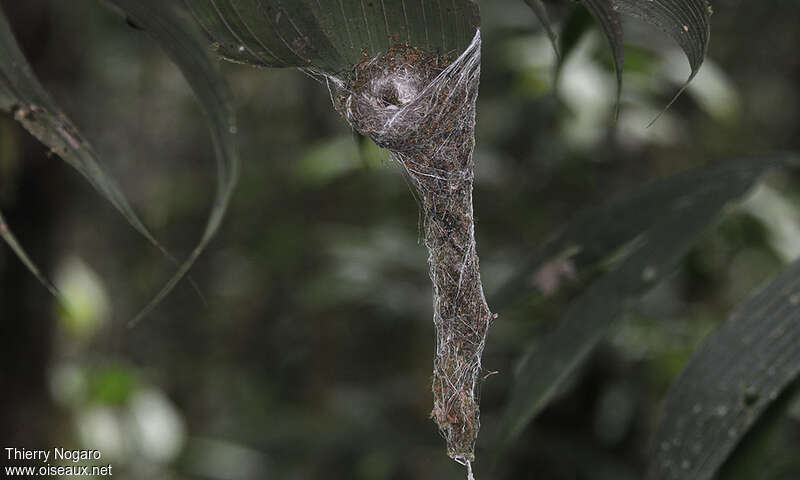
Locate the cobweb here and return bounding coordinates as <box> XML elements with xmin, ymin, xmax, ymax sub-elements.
<box><xmin>309</xmin><ymin>30</ymin><xmax>493</xmax><ymax>473</ymax></box>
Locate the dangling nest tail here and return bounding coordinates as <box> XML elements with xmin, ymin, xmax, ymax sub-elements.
<box><xmin>323</xmin><ymin>31</ymin><xmax>493</xmax><ymax>467</ymax></box>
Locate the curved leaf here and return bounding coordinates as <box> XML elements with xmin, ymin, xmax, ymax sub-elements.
<box><xmin>612</xmin><ymin>0</ymin><xmax>711</xmax><ymax>81</ymax></box>
<box><xmin>526</xmin><ymin>0</ymin><xmax>711</xmax><ymax>115</ymax></box>
<box><xmin>580</xmin><ymin>0</ymin><xmax>624</xmax><ymax>109</ymax></box>
<box><xmin>496</xmin><ymin>155</ymin><xmax>798</xmax><ymax>447</ymax></box>
<box><xmin>108</xmin><ymin>0</ymin><xmax>240</xmax><ymax>325</ymax></box>
<box><xmin>523</xmin><ymin>0</ymin><xmax>560</xmax><ymax>59</ymax></box>
<box><xmin>0</xmin><ymin>6</ymin><xmax>168</xmax><ymax>294</ymax></box>
<box><xmin>491</xmin><ymin>158</ymin><xmax>793</xmax><ymax>311</ymax></box>
<box><xmin>715</xmin><ymin>382</ymin><xmax>800</xmax><ymax>480</ymax></box>
<box><xmin>184</xmin><ymin>0</ymin><xmax>480</xmax><ymax>73</ymax></box>
<box><xmin>584</xmin><ymin>0</ymin><xmax>711</xmax><ymax>117</ymax></box>
<box><xmin>648</xmin><ymin>258</ymin><xmax>800</xmax><ymax>480</ymax></box>
<box><xmin>612</xmin><ymin>0</ymin><xmax>711</xmax><ymax>123</ymax></box>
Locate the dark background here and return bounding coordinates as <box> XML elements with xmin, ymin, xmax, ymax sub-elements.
<box><xmin>1</xmin><ymin>1</ymin><xmax>800</xmax><ymax>478</ymax></box>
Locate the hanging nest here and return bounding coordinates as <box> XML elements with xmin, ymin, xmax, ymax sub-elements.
<box><xmin>326</xmin><ymin>31</ymin><xmax>493</xmax><ymax>466</ymax></box>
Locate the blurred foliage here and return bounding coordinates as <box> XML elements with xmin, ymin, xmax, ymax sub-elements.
<box><xmin>2</xmin><ymin>1</ymin><xmax>800</xmax><ymax>479</ymax></box>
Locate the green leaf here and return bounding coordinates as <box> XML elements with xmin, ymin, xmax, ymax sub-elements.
<box><xmin>496</xmin><ymin>155</ymin><xmax>798</xmax><ymax>447</ymax></box>
<box><xmin>647</xmin><ymin>259</ymin><xmax>800</xmax><ymax>480</ymax></box>
<box><xmin>184</xmin><ymin>0</ymin><xmax>480</xmax><ymax>73</ymax></box>
<box><xmin>0</xmin><ymin>6</ymin><xmax>169</xmax><ymax>292</ymax></box>
<box><xmin>107</xmin><ymin>0</ymin><xmax>240</xmax><ymax>325</ymax></box>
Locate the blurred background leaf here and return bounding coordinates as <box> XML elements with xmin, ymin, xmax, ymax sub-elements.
<box><xmin>497</xmin><ymin>155</ymin><xmax>796</xmax><ymax>446</ymax></box>
<box><xmin>0</xmin><ymin>6</ymin><xmax>167</xmax><ymax>294</ymax></box>
<box><xmin>107</xmin><ymin>0</ymin><xmax>240</xmax><ymax>324</ymax></box>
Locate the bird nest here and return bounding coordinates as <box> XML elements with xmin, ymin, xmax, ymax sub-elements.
<box><xmin>323</xmin><ymin>30</ymin><xmax>493</xmax><ymax>470</ymax></box>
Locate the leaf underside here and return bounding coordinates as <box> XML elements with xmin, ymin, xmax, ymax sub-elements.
<box><xmin>648</xmin><ymin>257</ymin><xmax>800</xmax><ymax>480</ymax></box>
<box><xmin>496</xmin><ymin>155</ymin><xmax>798</xmax><ymax>449</ymax></box>
<box><xmin>184</xmin><ymin>0</ymin><xmax>480</xmax><ymax>73</ymax></box>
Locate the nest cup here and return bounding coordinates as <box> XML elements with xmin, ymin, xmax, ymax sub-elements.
<box><xmin>337</xmin><ymin>32</ymin><xmax>480</xmax><ymax>156</ymax></box>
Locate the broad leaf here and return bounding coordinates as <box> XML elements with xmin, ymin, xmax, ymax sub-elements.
<box><xmin>0</xmin><ymin>6</ymin><xmax>168</xmax><ymax>290</ymax></box>
<box><xmin>496</xmin><ymin>155</ymin><xmax>798</xmax><ymax>446</ymax></box>
<box><xmin>108</xmin><ymin>0</ymin><xmax>239</xmax><ymax>325</ymax></box>
<box><xmin>184</xmin><ymin>0</ymin><xmax>480</xmax><ymax>73</ymax></box>
<box><xmin>648</xmin><ymin>258</ymin><xmax>800</xmax><ymax>480</ymax></box>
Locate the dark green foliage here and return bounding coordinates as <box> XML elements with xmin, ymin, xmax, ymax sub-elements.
<box><xmin>497</xmin><ymin>155</ymin><xmax>798</xmax><ymax>447</ymax></box>
<box><xmin>648</xmin><ymin>257</ymin><xmax>800</xmax><ymax>479</ymax></box>
<box><xmin>492</xmin><ymin>157</ymin><xmax>795</xmax><ymax>310</ymax></box>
